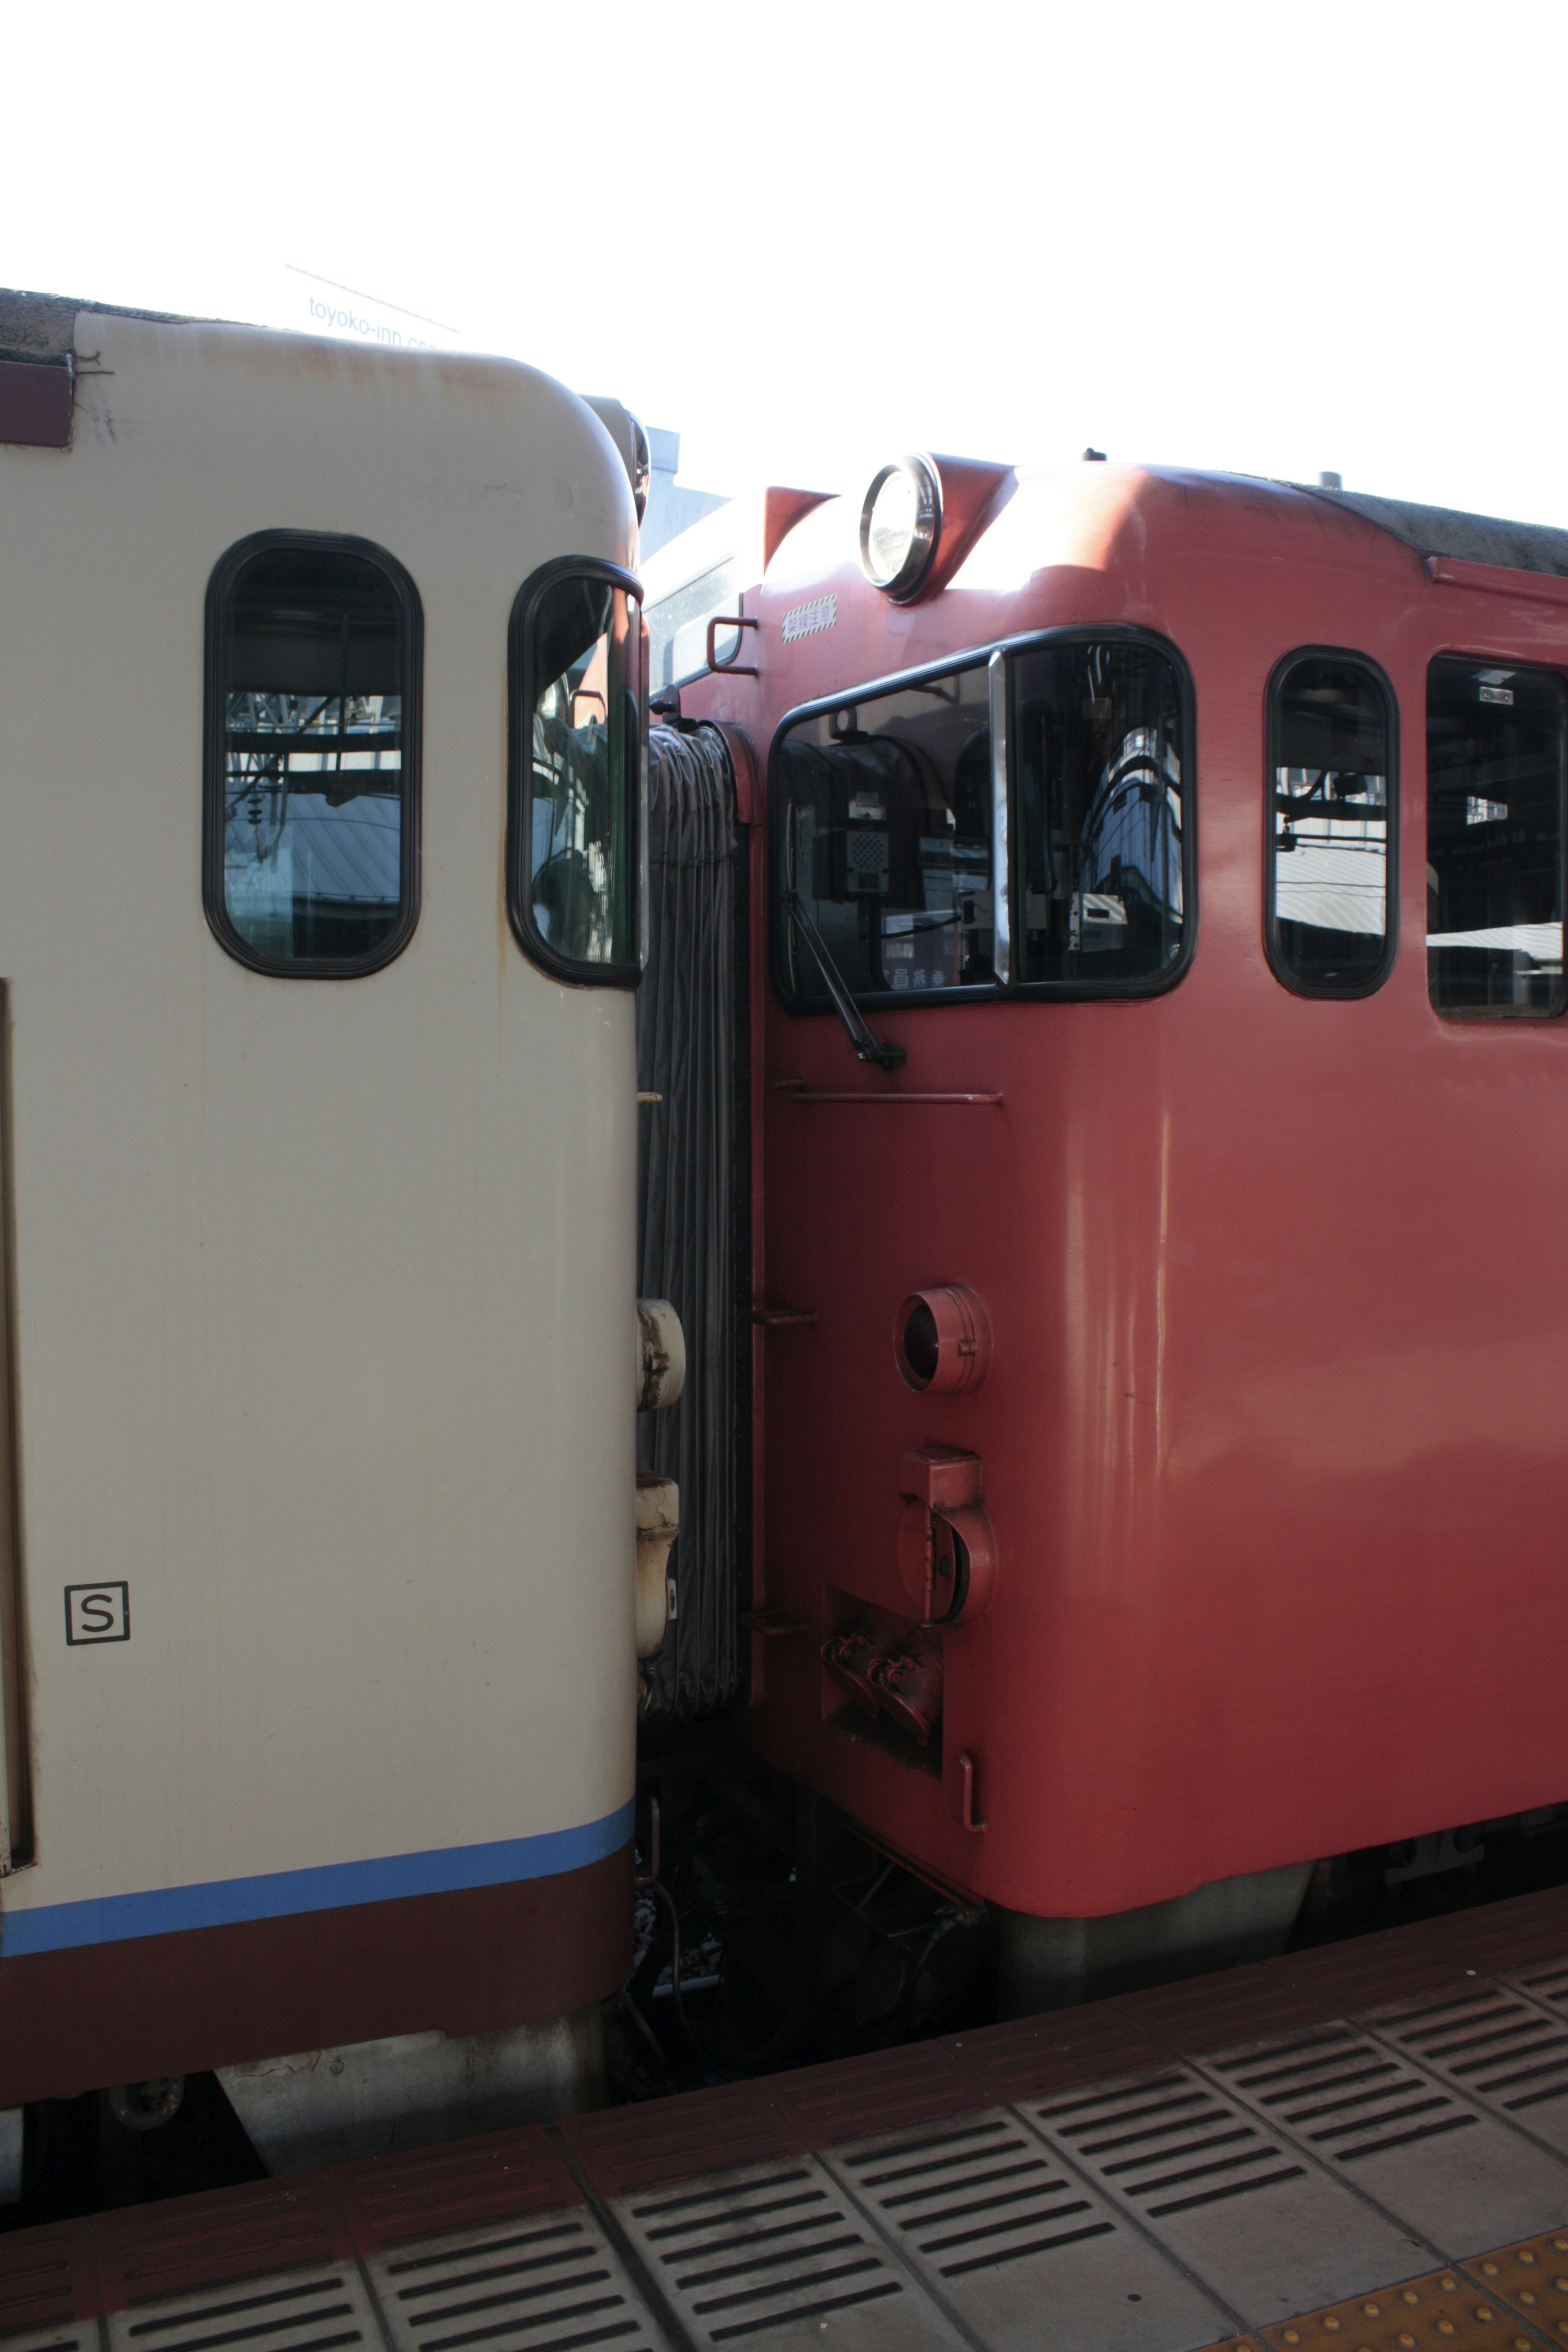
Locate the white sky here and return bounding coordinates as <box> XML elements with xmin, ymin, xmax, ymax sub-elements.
<box><xmin>6</xmin><ymin>0</ymin><xmax>1564</xmax><ymax>521</ymax></box>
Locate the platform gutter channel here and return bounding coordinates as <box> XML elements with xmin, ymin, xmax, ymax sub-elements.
<box><xmin>10</xmin><ymin>1889</ymin><xmax>1568</xmax><ymax>2352</ymax></box>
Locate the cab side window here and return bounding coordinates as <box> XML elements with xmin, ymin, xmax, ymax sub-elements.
<box><xmin>205</xmin><ymin>534</ymin><xmax>421</xmax><ymax>976</ymax></box>
<box><xmin>1427</xmin><ymin>657</ymin><xmax>1566</xmax><ymax>1017</ymax></box>
<box><xmin>510</xmin><ymin>563</ymin><xmax>644</xmax><ymax>987</ymax></box>
<box><xmin>1266</xmin><ymin>653</ymin><xmax>1395</xmax><ymax>997</ymax></box>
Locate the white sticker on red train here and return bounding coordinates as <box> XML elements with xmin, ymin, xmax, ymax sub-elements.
<box><xmin>781</xmin><ymin>595</ymin><xmax>837</xmax><ymax>643</ymax></box>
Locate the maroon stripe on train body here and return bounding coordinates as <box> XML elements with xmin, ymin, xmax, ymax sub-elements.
<box><xmin>0</xmin><ymin>1847</ymin><xmax>632</xmax><ymax>2107</ymax></box>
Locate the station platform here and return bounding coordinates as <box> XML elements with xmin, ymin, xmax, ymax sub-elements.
<box><xmin>11</xmin><ymin>1888</ymin><xmax>1568</xmax><ymax>2352</ymax></box>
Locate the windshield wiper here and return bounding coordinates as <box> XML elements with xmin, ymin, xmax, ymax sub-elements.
<box><xmin>785</xmin><ymin>891</ymin><xmax>906</xmax><ymax>1071</ymax></box>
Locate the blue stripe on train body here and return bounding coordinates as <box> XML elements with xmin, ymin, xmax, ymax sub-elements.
<box><xmin>0</xmin><ymin>1799</ymin><xmax>636</xmax><ymax>1956</ymax></box>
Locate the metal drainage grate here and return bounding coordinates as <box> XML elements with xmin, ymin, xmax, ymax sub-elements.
<box><xmin>1212</xmin><ymin>2022</ymin><xmax>1568</xmax><ymax>2255</ymax></box>
<box><xmin>107</xmin><ymin>2265</ymin><xmax>379</xmax><ymax>2352</ymax></box>
<box><xmin>1376</xmin><ymin>1982</ymin><xmax>1568</xmax><ymax>2149</ymax></box>
<box><xmin>611</xmin><ymin>2158</ymin><xmax>960</xmax><ymax>2352</ymax></box>
<box><xmin>828</xmin><ymin>2107</ymin><xmax>1231</xmax><ymax>2352</ymax></box>
<box><xmin>369</xmin><ymin>2214</ymin><xmax>669</xmax><ymax>2352</ymax></box>
<box><xmin>1028</xmin><ymin>2067</ymin><xmax>1425</xmax><ymax>2326</ymax></box>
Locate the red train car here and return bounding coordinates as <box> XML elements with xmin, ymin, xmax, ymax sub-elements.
<box><xmin>677</xmin><ymin>456</ymin><xmax>1568</xmax><ymax>2007</ymax></box>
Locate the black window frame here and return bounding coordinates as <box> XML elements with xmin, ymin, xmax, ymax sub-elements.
<box><xmin>508</xmin><ymin>554</ymin><xmax>646</xmax><ymax>991</ymax></box>
<box><xmin>1425</xmin><ymin>648</ymin><xmax>1568</xmax><ymax>1022</ymax></box>
<box><xmin>203</xmin><ymin>529</ymin><xmax>423</xmax><ymax>981</ymax></box>
<box><xmin>768</xmin><ymin>624</ymin><xmax>1197</xmax><ymax>1016</ymax></box>
<box><xmin>1263</xmin><ymin>645</ymin><xmax>1400</xmax><ymax>1001</ymax></box>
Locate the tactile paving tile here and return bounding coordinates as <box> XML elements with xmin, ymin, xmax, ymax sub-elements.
<box><xmin>1459</xmin><ymin>2227</ymin><xmax>1568</xmax><ymax>2341</ymax></box>
<box><xmin>333</xmin><ymin>2126</ymin><xmax>581</xmax><ymax>2254</ymax></box>
<box><xmin>366</xmin><ymin>2208</ymin><xmax>672</xmax><ymax>2352</ymax></box>
<box><xmin>104</xmin><ymin>2259</ymin><xmax>379</xmax><ymax>2352</ymax></box>
<box><xmin>762</xmin><ymin>2043</ymin><xmax>980</xmax><ymax>2148</ymax></box>
<box><xmin>949</xmin><ymin>2006</ymin><xmax>1169</xmax><ymax>2106</ymax></box>
<box><xmin>1208</xmin><ymin>2024</ymin><xmax>1568</xmax><ymax>2253</ymax></box>
<box><xmin>1256</xmin><ymin>2268</ymin><xmax>1537</xmax><ymax>2348</ymax></box>
<box><xmin>1369</xmin><ymin>1984</ymin><xmax>1568</xmax><ymax>2154</ymax></box>
<box><xmin>1023</xmin><ymin>2064</ymin><xmax>1428</xmax><ymax>2324</ymax></box>
<box><xmin>610</xmin><ymin>2154</ymin><xmax>965</xmax><ymax>2352</ymax></box>
<box><xmin>95</xmin><ymin>2176</ymin><xmax>352</xmax><ymax>2307</ymax></box>
<box><xmin>0</xmin><ymin>2219</ymin><xmax>99</xmax><ymax>2350</ymax></box>
<box><xmin>563</xmin><ymin>2085</ymin><xmax>802</xmax><ymax>2200</ymax></box>
<box><xmin>826</xmin><ymin>2106</ymin><xmax>1232</xmax><ymax>2352</ymax></box>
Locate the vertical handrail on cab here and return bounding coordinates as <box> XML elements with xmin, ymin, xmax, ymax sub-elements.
<box><xmin>0</xmin><ymin>986</ymin><xmax>29</xmax><ymax>1869</ymax></box>
<box><xmin>988</xmin><ymin>648</ymin><xmax>1012</xmax><ymax>989</ymax></box>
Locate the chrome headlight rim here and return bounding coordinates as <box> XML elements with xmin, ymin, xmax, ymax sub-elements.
<box><xmin>859</xmin><ymin>453</ymin><xmax>942</xmax><ymax>601</ymax></box>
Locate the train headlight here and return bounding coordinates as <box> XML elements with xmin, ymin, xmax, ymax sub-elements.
<box><xmin>859</xmin><ymin>455</ymin><xmax>942</xmax><ymax>600</ymax></box>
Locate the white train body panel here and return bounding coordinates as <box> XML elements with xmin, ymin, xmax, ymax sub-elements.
<box><xmin>0</xmin><ymin>312</ymin><xmax>639</xmax><ymax>2097</ymax></box>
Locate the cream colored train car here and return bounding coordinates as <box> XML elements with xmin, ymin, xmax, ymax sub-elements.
<box><xmin>0</xmin><ymin>291</ymin><xmax>662</xmax><ymax>2169</ymax></box>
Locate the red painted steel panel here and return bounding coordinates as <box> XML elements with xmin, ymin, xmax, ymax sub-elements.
<box><xmin>683</xmin><ymin>462</ymin><xmax>1568</xmax><ymax>1924</ymax></box>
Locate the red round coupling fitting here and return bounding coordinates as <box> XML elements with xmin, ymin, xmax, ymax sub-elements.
<box><xmin>894</xmin><ymin>1284</ymin><xmax>993</xmax><ymax>1394</ymax></box>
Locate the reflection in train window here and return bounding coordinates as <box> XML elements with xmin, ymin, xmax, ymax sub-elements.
<box><xmin>1267</xmin><ymin>654</ymin><xmax>1395</xmax><ymax>996</ymax></box>
<box><xmin>1428</xmin><ymin>657</ymin><xmax>1566</xmax><ymax>1018</ymax></box>
<box><xmin>775</xmin><ymin>663</ymin><xmax>995</xmax><ymax>1009</ymax></box>
<box><xmin>1012</xmin><ymin>639</ymin><xmax>1187</xmax><ymax>990</ymax></box>
<box><xmin>207</xmin><ymin>536</ymin><xmax>421</xmax><ymax>975</ymax></box>
<box><xmin>512</xmin><ymin>566</ymin><xmax>643</xmax><ymax>986</ymax></box>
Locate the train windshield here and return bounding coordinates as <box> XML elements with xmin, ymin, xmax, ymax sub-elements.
<box><xmin>777</xmin><ymin>664</ymin><xmax>995</xmax><ymax>1007</ymax></box>
<box><xmin>514</xmin><ymin>571</ymin><xmax>642</xmax><ymax>982</ymax></box>
<box><xmin>1012</xmin><ymin>641</ymin><xmax>1185</xmax><ymax>989</ymax></box>
<box><xmin>1427</xmin><ymin>657</ymin><xmax>1566</xmax><ymax>1017</ymax></box>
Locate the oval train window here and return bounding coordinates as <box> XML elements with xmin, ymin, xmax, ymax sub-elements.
<box><xmin>509</xmin><ymin>560</ymin><xmax>644</xmax><ymax>987</ymax></box>
<box><xmin>1265</xmin><ymin>650</ymin><xmax>1396</xmax><ymax>998</ymax></box>
<box><xmin>204</xmin><ymin>532</ymin><xmax>422</xmax><ymax>977</ymax></box>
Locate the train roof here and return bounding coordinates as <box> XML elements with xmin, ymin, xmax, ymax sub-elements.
<box><xmin>0</xmin><ymin>285</ymin><xmax>193</xmax><ymax>361</ymax></box>
<box><xmin>10</xmin><ymin>287</ymin><xmax>1568</xmax><ymax>586</ymax></box>
<box><xmin>1292</xmin><ymin>480</ymin><xmax>1568</xmax><ymax>579</ymax></box>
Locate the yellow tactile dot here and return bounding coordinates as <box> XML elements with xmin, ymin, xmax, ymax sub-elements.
<box><xmin>1462</xmin><ymin>2228</ymin><xmax>1568</xmax><ymax>2342</ymax></box>
<box><xmin>1258</xmin><ymin>2266</ymin><xmax>1534</xmax><ymax>2346</ymax></box>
